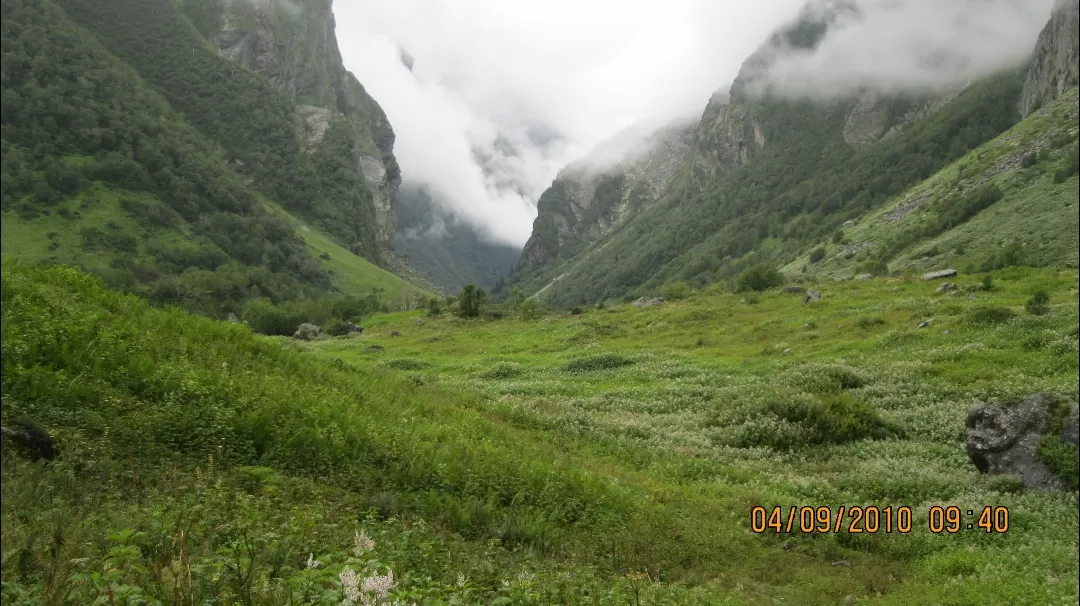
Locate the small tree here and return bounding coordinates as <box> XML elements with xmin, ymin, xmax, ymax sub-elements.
<box><xmin>981</xmin><ymin>274</ymin><xmax>993</xmax><ymax>292</ymax></box>
<box><xmin>736</xmin><ymin>264</ymin><xmax>785</xmax><ymax>292</ymax></box>
<box><xmin>455</xmin><ymin>284</ymin><xmax>488</xmax><ymax>318</ymax></box>
<box><xmin>520</xmin><ymin>297</ymin><xmax>542</xmax><ymax>321</ymax></box>
<box><xmin>660</xmin><ymin>281</ymin><xmax>691</xmax><ymax>300</ymax></box>
<box><xmin>1026</xmin><ymin>290</ymin><xmax>1050</xmax><ymax>316</ymax></box>
<box><xmin>426</xmin><ymin>297</ymin><xmax>443</xmax><ymax>317</ymax></box>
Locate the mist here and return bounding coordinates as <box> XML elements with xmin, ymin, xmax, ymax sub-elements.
<box><xmin>755</xmin><ymin>0</ymin><xmax>1056</xmax><ymax>98</ymax></box>
<box><xmin>332</xmin><ymin>0</ymin><xmax>806</xmax><ymax>247</ymax></box>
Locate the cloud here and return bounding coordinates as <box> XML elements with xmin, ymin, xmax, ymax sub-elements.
<box><xmin>753</xmin><ymin>0</ymin><xmax>1057</xmax><ymax>98</ymax></box>
<box><xmin>332</xmin><ymin>0</ymin><xmax>807</xmax><ymax>247</ymax></box>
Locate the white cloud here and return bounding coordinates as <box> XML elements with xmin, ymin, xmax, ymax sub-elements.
<box><xmin>754</xmin><ymin>0</ymin><xmax>1056</xmax><ymax>98</ymax></box>
<box><xmin>332</xmin><ymin>0</ymin><xmax>806</xmax><ymax>247</ymax></box>
<box><xmin>332</xmin><ymin>0</ymin><xmax>1056</xmax><ymax>248</ymax></box>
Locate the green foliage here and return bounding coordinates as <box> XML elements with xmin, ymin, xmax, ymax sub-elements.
<box><xmin>854</xmin><ymin>260</ymin><xmax>889</xmax><ymax>277</ymax></box>
<box><xmin>736</xmin><ymin>264</ymin><xmax>785</xmax><ymax>292</ymax></box>
<box><xmin>659</xmin><ymin>281</ymin><xmax>692</xmax><ymax>300</ymax></box>
<box><xmin>1037</xmin><ymin>400</ymin><xmax>1079</xmax><ymax>491</ymax></box>
<box><xmin>54</xmin><ymin>0</ymin><xmax>386</xmax><ymax>263</ymax></box>
<box><xmin>936</xmin><ymin>184</ymin><xmax>1004</xmax><ymax>232</ymax></box>
<box><xmin>563</xmin><ymin>353</ymin><xmax>636</xmax><ymax>373</ymax></box>
<box><xmin>242</xmin><ymin>293</ymin><xmax>380</xmax><ymax>335</ymax></box>
<box><xmin>455</xmin><ymin>284</ymin><xmax>488</xmax><ymax>318</ymax></box>
<box><xmin>1026</xmin><ymin>290</ymin><xmax>1051</xmax><ymax>316</ymax></box>
<box><xmin>981</xmin><ymin>274</ymin><xmax>994</xmax><ymax>291</ymax></box>
<box><xmin>519</xmin><ymin>297</ymin><xmax>543</xmax><ymax>321</ymax></box>
<box><xmin>970</xmin><ymin>306</ymin><xmax>1017</xmax><ymax>325</ymax></box>
<box><xmin>809</xmin><ymin>247</ymin><xmax>826</xmax><ymax>263</ymax></box>
<box><xmin>1054</xmin><ymin>144</ymin><xmax>1079</xmax><ymax>183</ymax></box>
<box><xmin>426</xmin><ymin>297</ymin><xmax>443</xmax><ymax>317</ymax></box>
<box><xmin>856</xmin><ymin>317</ymin><xmax>886</xmax><ymax>330</ymax></box>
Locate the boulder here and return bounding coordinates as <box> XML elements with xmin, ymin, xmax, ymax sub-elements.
<box><xmin>293</xmin><ymin>323</ymin><xmax>321</xmax><ymax>340</ymax></box>
<box><xmin>936</xmin><ymin>282</ymin><xmax>958</xmax><ymax>294</ymax></box>
<box><xmin>803</xmin><ymin>290</ymin><xmax>822</xmax><ymax>304</ymax></box>
<box><xmin>855</xmin><ymin>273</ymin><xmax>873</xmax><ymax>280</ymax></box>
<box><xmin>632</xmin><ymin>297</ymin><xmax>665</xmax><ymax>308</ymax></box>
<box><xmin>918</xmin><ymin>320</ymin><xmax>932</xmax><ymax>329</ymax></box>
<box><xmin>965</xmin><ymin>393</ymin><xmax>1078</xmax><ymax>491</ymax></box>
<box><xmin>390</xmin><ymin>330</ymin><xmax>403</xmax><ymax>337</ymax></box>
<box><xmin>921</xmin><ymin>269</ymin><xmax>957</xmax><ymax>281</ymax></box>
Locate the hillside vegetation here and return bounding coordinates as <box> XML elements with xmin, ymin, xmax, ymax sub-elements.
<box><xmin>511</xmin><ymin>72</ymin><xmax>1044</xmax><ymax>307</ymax></box>
<box><xmin>0</xmin><ymin>0</ymin><xmax>425</xmax><ymax>318</ymax></box>
<box><xmin>3</xmin><ymin>260</ymin><xmax>1077</xmax><ymax>604</ymax></box>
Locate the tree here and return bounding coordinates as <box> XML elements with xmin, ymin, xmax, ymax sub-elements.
<box><xmin>1026</xmin><ymin>290</ymin><xmax>1050</xmax><ymax>316</ymax></box>
<box><xmin>455</xmin><ymin>284</ymin><xmax>487</xmax><ymax>318</ymax></box>
<box><xmin>736</xmin><ymin>264</ymin><xmax>785</xmax><ymax>292</ymax></box>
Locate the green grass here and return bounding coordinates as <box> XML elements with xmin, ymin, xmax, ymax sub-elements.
<box><xmin>2</xmin><ymin>264</ymin><xmax>1078</xmax><ymax>603</ymax></box>
<box><xmin>261</xmin><ymin>198</ymin><xmax>429</xmax><ymax>303</ymax></box>
<box><xmin>788</xmin><ymin>88</ymin><xmax>1080</xmax><ymax>279</ymax></box>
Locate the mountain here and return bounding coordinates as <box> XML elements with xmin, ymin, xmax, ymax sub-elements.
<box><xmin>511</xmin><ymin>0</ymin><xmax>1079</xmax><ymax>307</ymax></box>
<box><xmin>1020</xmin><ymin>0</ymin><xmax>1080</xmax><ymax>117</ymax></box>
<box><xmin>395</xmin><ymin>184</ymin><xmax>521</xmax><ymax>292</ymax></box>
<box><xmin>1</xmin><ymin>0</ymin><xmax>427</xmax><ymax>317</ymax></box>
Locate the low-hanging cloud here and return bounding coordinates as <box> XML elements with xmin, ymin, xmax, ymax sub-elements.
<box><xmin>754</xmin><ymin>0</ymin><xmax>1057</xmax><ymax>98</ymax></box>
<box><xmin>332</xmin><ymin>0</ymin><xmax>806</xmax><ymax>247</ymax></box>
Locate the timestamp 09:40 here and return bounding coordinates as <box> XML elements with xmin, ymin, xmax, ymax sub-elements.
<box><xmin>750</xmin><ymin>505</ymin><xmax>1010</xmax><ymax>535</ymax></box>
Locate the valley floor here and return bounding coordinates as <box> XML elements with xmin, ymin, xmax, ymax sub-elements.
<box><xmin>2</xmin><ymin>264</ymin><xmax>1078</xmax><ymax>604</ymax></box>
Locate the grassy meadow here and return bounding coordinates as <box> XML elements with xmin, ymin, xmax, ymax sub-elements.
<box><xmin>2</xmin><ymin>261</ymin><xmax>1078</xmax><ymax>604</ymax></box>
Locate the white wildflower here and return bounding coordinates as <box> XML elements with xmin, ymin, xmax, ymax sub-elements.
<box><xmin>354</xmin><ymin>529</ymin><xmax>375</xmax><ymax>557</ymax></box>
<box><xmin>307</xmin><ymin>553</ymin><xmax>322</xmax><ymax>569</ymax></box>
<box><xmin>362</xmin><ymin>569</ymin><xmax>396</xmax><ymax>599</ymax></box>
<box><xmin>456</xmin><ymin>573</ymin><xmax>468</xmax><ymax>588</ymax></box>
<box><xmin>340</xmin><ymin>567</ymin><xmax>361</xmax><ymax>604</ymax></box>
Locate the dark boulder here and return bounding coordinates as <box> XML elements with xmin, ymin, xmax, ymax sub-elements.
<box><xmin>1</xmin><ymin>418</ymin><xmax>56</xmax><ymax>461</ymax></box>
<box><xmin>966</xmin><ymin>393</ymin><xmax>1078</xmax><ymax>491</ymax></box>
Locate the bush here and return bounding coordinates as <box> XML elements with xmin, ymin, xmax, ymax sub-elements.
<box><xmin>322</xmin><ymin>317</ymin><xmax>352</xmax><ymax>337</ymax></box>
<box><xmin>1026</xmin><ymin>290</ymin><xmax>1050</xmax><ymax>316</ymax></box>
<box><xmin>659</xmin><ymin>282</ymin><xmax>692</xmax><ymax>300</ymax></box>
<box><xmin>981</xmin><ymin>274</ymin><xmax>993</xmax><ymax>291</ymax></box>
<box><xmin>736</xmin><ymin>264</ymin><xmax>785</xmax><ymax>292</ymax></box>
<box><xmin>854</xmin><ymin>260</ymin><xmax>889</xmax><ymax>277</ymax></box>
<box><xmin>832</xmin><ymin>230</ymin><xmax>844</xmax><ymax>244</ymax></box>
<box><xmin>809</xmin><ymin>247</ymin><xmax>826</xmax><ymax>263</ymax></box>
<box><xmin>563</xmin><ymin>353</ymin><xmax>635</xmax><ymax>373</ymax></box>
<box><xmin>856</xmin><ymin>317</ymin><xmax>886</xmax><ymax>330</ymax></box>
<box><xmin>970</xmin><ymin>306</ymin><xmax>1016</xmax><ymax>325</ymax></box>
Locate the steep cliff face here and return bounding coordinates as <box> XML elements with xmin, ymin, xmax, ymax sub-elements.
<box><xmin>188</xmin><ymin>0</ymin><xmax>401</xmax><ymax>251</ymax></box>
<box><xmin>517</xmin><ymin>120</ymin><xmax>694</xmax><ymax>272</ymax></box>
<box><xmin>1020</xmin><ymin>0</ymin><xmax>1080</xmax><ymax>117</ymax></box>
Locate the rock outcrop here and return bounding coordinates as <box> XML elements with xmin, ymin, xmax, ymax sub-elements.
<box><xmin>965</xmin><ymin>393</ymin><xmax>1079</xmax><ymax>491</ymax></box>
<box><xmin>517</xmin><ymin>120</ymin><xmax>695</xmax><ymax>271</ymax></box>
<box><xmin>293</xmin><ymin>323</ymin><xmax>321</xmax><ymax>340</ymax></box>
<box><xmin>205</xmin><ymin>0</ymin><xmax>401</xmax><ymax>251</ymax></box>
<box><xmin>1020</xmin><ymin>0</ymin><xmax>1080</xmax><ymax>117</ymax></box>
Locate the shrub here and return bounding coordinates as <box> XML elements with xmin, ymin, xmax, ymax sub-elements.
<box><xmin>1026</xmin><ymin>290</ymin><xmax>1051</xmax><ymax>316</ymax></box>
<box><xmin>480</xmin><ymin>362</ymin><xmax>524</xmax><ymax>380</ymax></box>
<box><xmin>659</xmin><ymin>281</ymin><xmax>692</xmax><ymax>300</ymax></box>
<box><xmin>322</xmin><ymin>317</ymin><xmax>352</xmax><ymax>337</ymax></box>
<box><xmin>809</xmin><ymin>247</ymin><xmax>826</xmax><ymax>263</ymax></box>
<box><xmin>832</xmin><ymin>230</ymin><xmax>844</xmax><ymax>244</ymax></box>
<box><xmin>1020</xmin><ymin>152</ymin><xmax>1037</xmax><ymax>168</ymax></box>
<box><xmin>856</xmin><ymin>317</ymin><xmax>886</xmax><ymax>330</ymax></box>
<box><xmin>427</xmin><ymin>297</ymin><xmax>443</xmax><ymax>317</ymax></box>
<box><xmin>563</xmin><ymin>353</ymin><xmax>635</xmax><ymax>373</ymax></box>
<box><xmin>854</xmin><ymin>260</ymin><xmax>889</xmax><ymax>277</ymax></box>
<box><xmin>970</xmin><ymin>306</ymin><xmax>1016</xmax><ymax>325</ymax></box>
<box><xmin>981</xmin><ymin>274</ymin><xmax>993</xmax><ymax>291</ymax></box>
<box><xmin>736</xmin><ymin>264</ymin><xmax>784</xmax><ymax>292</ymax></box>
<box><xmin>381</xmin><ymin>359</ymin><xmax>430</xmax><ymax>371</ymax></box>
<box><xmin>784</xmin><ymin>364</ymin><xmax>870</xmax><ymax>394</ymax></box>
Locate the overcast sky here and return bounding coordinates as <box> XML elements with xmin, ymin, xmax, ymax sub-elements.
<box><xmin>332</xmin><ymin>0</ymin><xmax>1056</xmax><ymax>248</ymax></box>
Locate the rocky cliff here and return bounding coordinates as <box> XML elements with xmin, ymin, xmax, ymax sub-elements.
<box><xmin>188</xmin><ymin>0</ymin><xmax>401</xmax><ymax>251</ymax></box>
<box><xmin>1020</xmin><ymin>0</ymin><xmax>1080</xmax><ymax>117</ymax></box>
<box><xmin>517</xmin><ymin>120</ymin><xmax>695</xmax><ymax>272</ymax></box>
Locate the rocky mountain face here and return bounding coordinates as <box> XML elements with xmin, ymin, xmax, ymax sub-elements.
<box><xmin>517</xmin><ymin>121</ymin><xmax>695</xmax><ymax>272</ymax></box>
<box><xmin>191</xmin><ymin>0</ymin><xmax>402</xmax><ymax>251</ymax></box>
<box><xmin>1020</xmin><ymin>0</ymin><xmax>1080</xmax><ymax>117</ymax></box>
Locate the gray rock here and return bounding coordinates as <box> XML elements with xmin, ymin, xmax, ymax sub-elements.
<box><xmin>632</xmin><ymin>297</ymin><xmax>665</xmax><ymax>308</ymax></box>
<box><xmin>1019</xmin><ymin>0</ymin><xmax>1080</xmax><ymax>117</ymax></box>
<box><xmin>344</xmin><ymin>322</ymin><xmax>363</xmax><ymax>334</ymax></box>
<box><xmin>803</xmin><ymin>290</ymin><xmax>822</xmax><ymax>304</ymax></box>
<box><xmin>855</xmin><ymin>273</ymin><xmax>873</xmax><ymax>281</ymax></box>
<box><xmin>936</xmin><ymin>282</ymin><xmax>958</xmax><ymax>293</ymax></box>
<box><xmin>965</xmin><ymin>295</ymin><xmax>978</xmax><ymax>301</ymax></box>
<box><xmin>944</xmin><ymin>330</ymin><xmax>952</xmax><ymax>335</ymax></box>
<box><xmin>1062</xmin><ymin>402</ymin><xmax>1080</xmax><ymax>447</ymax></box>
<box><xmin>918</xmin><ymin>320</ymin><xmax>932</xmax><ymax>329</ymax></box>
<box><xmin>965</xmin><ymin>393</ymin><xmax>1076</xmax><ymax>490</ymax></box>
<box><xmin>390</xmin><ymin>330</ymin><xmax>403</xmax><ymax>337</ymax></box>
<box><xmin>292</xmin><ymin>323</ymin><xmax>321</xmax><ymax>340</ymax></box>
<box><xmin>922</xmin><ymin>269</ymin><xmax>958</xmax><ymax>281</ymax></box>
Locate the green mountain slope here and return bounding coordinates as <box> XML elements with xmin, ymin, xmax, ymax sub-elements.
<box><xmin>786</xmin><ymin>87</ymin><xmax>1080</xmax><ymax>278</ymax></box>
<box><xmin>511</xmin><ymin>1</ymin><xmax>1079</xmax><ymax>308</ymax></box>
<box><xmin>0</xmin><ymin>0</ymin><xmax>426</xmax><ymax>317</ymax></box>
